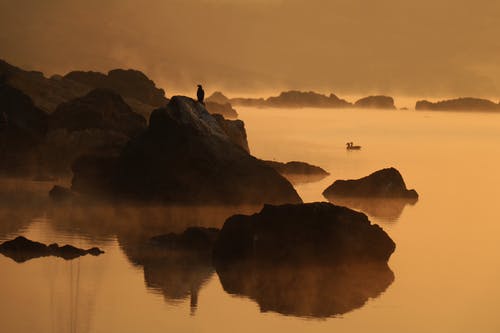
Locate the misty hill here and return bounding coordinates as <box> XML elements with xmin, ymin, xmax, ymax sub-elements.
<box><xmin>205</xmin><ymin>101</ymin><xmax>238</xmax><ymax>119</ymax></box>
<box><xmin>354</xmin><ymin>96</ymin><xmax>396</xmax><ymax>109</ymax></box>
<box><xmin>415</xmin><ymin>97</ymin><xmax>500</xmax><ymax>111</ymax></box>
<box><xmin>206</xmin><ymin>91</ymin><xmax>230</xmax><ymax>104</ymax></box>
<box><xmin>0</xmin><ymin>59</ymin><xmax>167</xmax><ymax>118</ymax></box>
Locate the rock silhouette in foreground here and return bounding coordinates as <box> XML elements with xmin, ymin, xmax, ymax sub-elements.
<box><xmin>323</xmin><ymin>168</ymin><xmax>418</xmax><ymax>199</ymax></box>
<box><xmin>264</xmin><ymin>160</ymin><xmax>330</xmax><ymax>184</ymax></box>
<box><xmin>71</xmin><ymin>96</ymin><xmax>302</xmax><ymax>205</ymax></box>
<box><xmin>415</xmin><ymin>98</ymin><xmax>500</xmax><ymax>111</ymax></box>
<box><xmin>212</xmin><ymin>202</ymin><xmax>395</xmax><ymax>317</ymax></box>
<box><xmin>355</xmin><ymin>95</ymin><xmax>396</xmax><ymax>109</ymax></box>
<box><xmin>213</xmin><ymin>202</ymin><xmax>395</xmax><ymax>265</ymax></box>
<box><xmin>0</xmin><ymin>236</ymin><xmax>104</xmax><ymax>263</ymax></box>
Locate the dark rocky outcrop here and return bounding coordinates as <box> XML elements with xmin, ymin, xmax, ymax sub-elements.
<box><xmin>264</xmin><ymin>160</ymin><xmax>329</xmax><ymax>184</ymax></box>
<box><xmin>217</xmin><ymin>260</ymin><xmax>394</xmax><ymax>318</ymax></box>
<box><xmin>327</xmin><ymin>197</ymin><xmax>417</xmax><ymax>222</ymax></box>
<box><xmin>355</xmin><ymin>95</ymin><xmax>396</xmax><ymax>109</ymax></box>
<box><xmin>64</xmin><ymin>69</ymin><xmax>167</xmax><ymax>107</ymax></box>
<box><xmin>213</xmin><ymin>202</ymin><xmax>395</xmax><ymax>265</ymax></box>
<box><xmin>49</xmin><ymin>185</ymin><xmax>76</xmax><ymax>202</ymax></box>
<box><xmin>323</xmin><ymin>168</ymin><xmax>418</xmax><ymax>199</ymax></box>
<box><xmin>71</xmin><ymin>96</ymin><xmax>302</xmax><ymax>205</ymax></box>
<box><xmin>49</xmin><ymin>89</ymin><xmax>146</xmax><ymax>137</ymax></box>
<box><xmin>206</xmin><ymin>91</ymin><xmax>230</xmax><ymax>104</ymax></box>
<box><xmin>212</xmin><ymin>114</ymin><xmax>249</xmax><ymax>152</ymax></box>
<box><xmin>0</xmin><ymin>83</ymin><xmax>48</xmax><ymax>174</ymax></box>
<box><xmin>205</xmin><ymin>101</ymin><xmax>238</xmax><ymax>119</ymax></box>
<box><xmin>212</xmin><ymin>202</ymin><xmax>395</xmax><ymax>317</ymax></box>
<box><xmin>0</xmin><ymin>236</ymin><xmax>104</xmax><ymax>262</ymax></box>
<box><xmin>416</xmin><ymin>98</ymin><xmax>500</xmax><ymax>111</ymax></box>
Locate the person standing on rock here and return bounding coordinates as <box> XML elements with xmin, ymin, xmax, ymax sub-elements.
<box><xmin>197</xmin><ymin>84</ymin><xmax>205</xmax><ymax>104</ymax></box>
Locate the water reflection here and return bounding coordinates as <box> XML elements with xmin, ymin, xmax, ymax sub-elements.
<box><xmin>325</xmin><ymin>196</ymin><xmax>418</xmax><ymax>222</ymax></box>
<box><xmin>216</xmin><ymin>260</ymin><xmax>394</xmax><ymax>318</ymax></box>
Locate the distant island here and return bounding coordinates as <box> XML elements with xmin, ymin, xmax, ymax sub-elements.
<box><xmin>209</xmin><ymin>91</ymin><xmax>397</xmax><ymax>110</ymax></box>
<box><xmin>416</xmin><ymin>97</ymin><xmax>500</xmax><ymax>111</ymax></box>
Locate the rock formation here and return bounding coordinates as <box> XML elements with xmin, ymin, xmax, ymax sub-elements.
<box><xmin>211</xmin><ymin>114</ymin><xmax>249</xmax><ymax>152</ymax></box>
<box><xmin>205</xmin><ymin>101</ymin><xmax>238</xmax><ymax>119</ymax></box>
<box><xmin>49</xmin><ymin>88</ymin><xmax>147</xmax><ymax>137</ymax></box>
<box><xmin>230</xmin><ymin>91</ymin><xmax>352</xmax><ymax>108</ymax></box>
<box><xmin>355</xmin><ymin>95</ymin><xmax>396</xmax><ymax>109</ymax></box>
<box><xmin>323</xmin><ymin>168</ymin><xmax>418</xmax><ymax>199</ymax></box>
<box><xmin>416</xmin><ymin>98</ymin><xmax>500</xmax><ymax>111</ymax></box>
<box><xmin>264</xmin><ymin>160</ymin><xmax>329</xmax><ymax>184</ymax></box>
<box><xmin>0</xmin><ymin>236</ymin><xmax>104</xmax><ymax>262</ymax></box>
<box><xmin>71</xmin><ymin>96</ymin><xmax>302</xmax><ymax>205</ymax></box>
<box><xmin>213</xmin><ymin>202</ymin><xmax>395</xmax><ymax>265</ymax></box>
<box><xmin>206</xmin><ymin>91</ymin><xmax>230</xmax><ymax>104</ymax></box>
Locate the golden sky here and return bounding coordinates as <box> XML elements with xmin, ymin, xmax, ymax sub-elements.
<box><xmin>1</xmin><ymin>0</ymin><xmax>499</xmax><ymax>98</ymax></box>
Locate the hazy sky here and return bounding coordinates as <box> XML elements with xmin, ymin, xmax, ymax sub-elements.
<box><xmin>1</xmin><ymin>0</ymin><xmax>499</xmax><ymax>98</ymax></box>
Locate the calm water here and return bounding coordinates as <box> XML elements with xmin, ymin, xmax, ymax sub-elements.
<box><xmin>1</xmin><ymin>107</ymin><xmax>500</xmax><ymax>332</ymax></box>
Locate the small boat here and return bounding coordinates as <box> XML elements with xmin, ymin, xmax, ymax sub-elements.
<box><xmin>346</xmin><ymin>142</ymin><xmax>361</xmax><ymax>150</ymax></box>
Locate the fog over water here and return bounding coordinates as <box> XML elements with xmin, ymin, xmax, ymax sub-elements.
<box><xmin>1</xmin><ymin>0</ymin><xmax>500</xmax><ymax>98</ymax></box>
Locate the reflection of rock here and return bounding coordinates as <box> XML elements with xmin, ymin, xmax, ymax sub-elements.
<box><xmin>72</xmin><ymin>96</ymin><xmax>301</xmax><ymax>205</ymax></box>
<box><xmin>323</xmin><ymin>168</ymin><xmax>418</xmax><ymax>199</ymax></box>
<box><xmin>205</xmin><ymin>101</ymin><xmax>238</xmax><ymax>119</ymax></box>
<box><xmin>0</xmin><ymin>236</ymin><xmax>104</xmax><ymax>263</ymax></box>
<box><xmin>416</xmin><ymin>98</ymin><xmax>500</xmax><ymax>111</ymax></box>
<box><xmin>213</xmin><ymin>202</ymin><xmax>395</xmax><ymax>265</ymax></box>
<box><xmin>49</xmin><ymin>185</ymin><xmax>76</xmax><ymax>202</ymax></box>
<box><xmin>326</xmin><ymin>197</ymin><xmax>417</xmax><ymax>222</ymax></box>
<box><xmin>150</xmin><ymin>227</ymin><xmax>219</xmax><ymax>253</ymax></box>
<box><xmin>264</xmin><ymin>160</ymin><xmax>329</xmax><ymax>184</ymax></box>
<box><xmin>217</xmin><ymin>260</ymin><xmax>394</xmax><ymax>318</ymax></box>
<box><xmin>355</xmin><ymin>95</ymin><xmax>396</xmax><ymax>109</ymax></box>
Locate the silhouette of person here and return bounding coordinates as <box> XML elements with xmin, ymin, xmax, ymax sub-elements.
<box><xmin>197</xmin><ymin>84</ymin><xmax>205</xmax><ymax>104</ymax></box>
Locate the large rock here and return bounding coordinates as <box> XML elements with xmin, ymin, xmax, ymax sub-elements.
<box><xmin>323</xmin><ymin>167</ymin><xmax>418</xmax><ymax>199</ymax></box>
<box><xmin>212</xmin><ymin>114</ymin><xmax>249</xmax><ymax>152</ymax></box>
<box><xmin>49</xmin><ymin>88</ymin><xmax>146</xmax><ymax>137</ymax></box>
<box><xmin>213</xmin><ymin>202</ymin><xmax>395</xmax><ymax>265</ymax></box>
<box><xmin>71</xmin><ymin>96</ymin><xmax>302</xmax><ymax>205</ymax></box>
<box><xmin>416</xmin><ymin>98</ymin><xmax>500</xmax><ymax>111</ymax></box>
<box><xmin>64</xmin><ymin>69</ymin><xmax>167</xmax><ymax>107</ymax></box>
<box><xmin>264</xmin><ymin>160</ymin><xmax>329</xmax><ymax>184</ymax></box>
<box><xmin>205</xmin><ymin>101</ymin><xmax>238</xmax><ymax>119</ymax></box>
<box><xmin>355</xmin><ymin>95</ymin><xmax>396</xmax><ymax>109</ymax></box>
<box><xmin>0</xmin><ymin>236</ymin><xmax>104</xmax><ymax>263</ymax></box>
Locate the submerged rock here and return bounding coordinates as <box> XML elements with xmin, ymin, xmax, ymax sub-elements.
<box><xmin>355</xmin><ymin>95</ymin><xmax>396</xmax><ymax>109</ymax></box>
<box><xmin>264</xmin><ymin>160</ymin><xmax>329</xmax><ymax>184</ymax></box>
<box><xmin>0</xmin><ymin>236</ymin><xmax>104</xmax><ymax>262</ymax></box>
<box><xmin>213</xmin><ymin>202</ymin><xmax>395</xmax><ymax>265</ymax></box>
<box><xmin>416</xmin><ymin>98</ymin><xmax>500</xmax><ymax>111</ymax></box>
<box><xmin>323</xmin><ymin>168</ymin><xmax>418</xmax><ymax>199</ymax></box>
<box><xmin>71</xmin><ymin>96</ymin><xmax>302</xmax><ymax>205</ymax></box>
